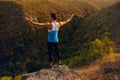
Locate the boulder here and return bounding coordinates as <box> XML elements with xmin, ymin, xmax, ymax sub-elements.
<box><xmin>22</xmin><ymin>65</ymin><xmax>81</xmax><ymax>80</ymax></box>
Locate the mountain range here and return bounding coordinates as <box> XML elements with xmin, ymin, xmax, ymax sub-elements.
<box><xmin>0</xmin><ymin>0</ymin><xmax>120</xmax><ymax>78</ymax></box>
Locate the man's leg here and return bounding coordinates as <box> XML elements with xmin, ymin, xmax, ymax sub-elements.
<box><xmin>54</xmin><ymin>42</ymin><xmax>61</xmax><ymax>65</ymax></box>
<box><xmin>47</xmin><ymin>42</ymin><xmax>53</xmax><ymax>67</ymax></box>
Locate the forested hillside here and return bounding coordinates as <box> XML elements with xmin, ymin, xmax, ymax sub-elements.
<box><xmin>0</xmin><ymin>0</ymin><xmax>119</xmax><ymax>78</ymax></box>
<box><xmin>0</xmin><ymin>0</ymin><xmax>98</xmax><ymax>76</ymax></box>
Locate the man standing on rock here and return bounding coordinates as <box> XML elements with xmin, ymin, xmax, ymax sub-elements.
<box><xmin>26</xmin><ymin>13</ymin><xmax>74</xmax><ymax>68</ymax></box>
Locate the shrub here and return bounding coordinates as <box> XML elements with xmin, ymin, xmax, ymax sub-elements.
<box><xmin>0</xmin><ymin>76</ymin><xmax>12</xmax><ymax>80</ymax></box>
<box><xmin>14</xmin><ymin>75</ymin><xmax>22</xmax><ymax>80</ymax></box>
<box><xmin>90</xmin><ymin>37</ymin><xmax>114</xmax><ymax>57</ymax></box>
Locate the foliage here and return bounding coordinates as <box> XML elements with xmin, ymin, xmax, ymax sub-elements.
<box><xmin>0</xmin><ymin>0</ymin><xmax>117</xmax><ymax>77</ymax></box>
<box><xmin>63</xmin><ymin>36</ymin><xmax>115</xmax><ymax>68</ymax></box>
<box><xmin>0</xmin><ymin>76</ymin><xmax>12</xmax><ymax>80</ymax></box>
<box><xmin>0</xmin><ymin>75</ymin><xmax>22</xmax><ymax>80</ymax></box>
<box><xmin>90</xmin><ymin>37</ymin><xmax>114</xmax><ymax>56</ymax></box>
<box><xmin>14</xmin><ymin>75</ymin><xmax>22</xmax><ymax>80</ymax></box>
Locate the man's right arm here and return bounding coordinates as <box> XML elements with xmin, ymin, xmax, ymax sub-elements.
<box><xmin>25</xmin><ymin>17</ymin><xmax>52</xmax><ymax>28</ymax></box>
<box><xmin>30</xmin><ymin>21</ymin><xmax>52</xmax><ymax>28</ymax></box>
<box><xmin>59</xmin><ymin>14</ymin><xmax>74</xmax><ymax>27</ymax></box>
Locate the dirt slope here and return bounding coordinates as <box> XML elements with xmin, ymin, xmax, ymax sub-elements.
<box><xmin>75</xmin><ymin>53</ymin><xmax>120</xmax><ymax>80</ymax></box>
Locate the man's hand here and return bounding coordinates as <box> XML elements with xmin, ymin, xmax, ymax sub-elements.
<box><xmin>70</xmin><ymin>14</ymin><xmax>75</xmax><ymax>20</ymax></box>
<box><xmin>71</xmin><ymin>14</ymin><xmax>75</xmax><ymax>17</ymax></box>
<box><xmin>25</xmin><ymin>17</ymin><xmax>33</xmax><ymax>23</ymax></box>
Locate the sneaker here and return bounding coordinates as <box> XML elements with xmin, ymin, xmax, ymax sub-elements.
<box><xmin>58</xmin><ymin>60</ymin><xmax>62</xmax><ymax>65</ymax></box>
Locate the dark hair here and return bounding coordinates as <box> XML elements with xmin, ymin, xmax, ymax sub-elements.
<box><xmin>50</xmin><ymin>13</ymin><xmax>56</xmax><ymax>20</ymax></box>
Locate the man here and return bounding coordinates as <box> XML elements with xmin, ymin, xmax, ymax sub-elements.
<box><xmin>26</xmin><ymin>13</ymin><xmax>74</xmax><ymax>67</ymax></box>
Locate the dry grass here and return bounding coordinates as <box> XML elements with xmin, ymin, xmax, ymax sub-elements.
<box><xmin>90</xmin><ymin>0</ymin><xmax>120</xmax><ymax>8</ymax></box>
<box><xmin>75</xmin><ymin>53</ymin><xmax>120</xmax><ymax>80</ymax></box>
<box><xmin>9</xmin><ymin>0</ymin><xmax>100</xmax><ymax>19</ymax></box>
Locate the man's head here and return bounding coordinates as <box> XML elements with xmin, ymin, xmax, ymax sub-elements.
<box><xmin>50</xmin><ymin>13</ymin><xmax>56</xmax><ymax>20</ymax></box>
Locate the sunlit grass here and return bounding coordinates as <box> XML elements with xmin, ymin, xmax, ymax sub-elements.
<box><xmin>75</xmin><ymin>53</ymin><xmax>120</xmax><ymax>80</ymax></box>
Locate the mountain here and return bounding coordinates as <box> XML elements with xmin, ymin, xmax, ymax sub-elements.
<box><xmin>0</xmin><ymin>0</ymin><xmax>99</xmax><ymax>76</ymax></box>
<box><xmin>63</xmin><ymin>1</ymin><xmax>120</xmax><ymax>69</ymax></box>
<box><xmin>0</xmin><ymin>0</ymin><xmax>99</xmax><ymax>55</ymax></box>
<box><xmin>0</xmin><ymin>0</ymin><xmax>120</xmax><ymax>77</ymax></box>
<box><xmin>71</xmin><ymin>1</ymin><xmax>120</xmax><ymax>52</ymax></box>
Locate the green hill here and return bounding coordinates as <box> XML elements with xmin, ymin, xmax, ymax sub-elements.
<box><xmin>0</xmin><ymin>0</ymin><xmax>99</xmax><ymax>76</ymax></box>
<box><xmin>71</xmin><ymin>1</ymin><xmax>120</xmax><ymax>52</ymax></box>
<box><xmin>64</xmin><ymin>1</ymin><xmax>120</xmax><ymax>68</ymax></box>
<box><xmin>0</xmin><ymin>0</ymin><xmax>119</xmax><ymax>77</ymax></box>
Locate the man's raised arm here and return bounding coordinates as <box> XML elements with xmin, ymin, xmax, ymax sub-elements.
<box><xmin>25</xmin><ymin>17</ymin><xmax>52</xmax><ymax>28</ymax></box>
<box><xmin>59</xmin><ymin>14</ymin><xmax>74</xmax><ymax>27</ymax></box>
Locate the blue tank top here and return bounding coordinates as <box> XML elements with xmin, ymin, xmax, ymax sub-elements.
<box><xmin>48</xmin><ymin>22</ymin><xmax>59</xmax><ymax>42</ymax></box>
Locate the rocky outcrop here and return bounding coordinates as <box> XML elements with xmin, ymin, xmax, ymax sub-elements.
<box><xmin>103</xmin><ymin>62</ymin><xmax>120</xmax><ymax>80</ymax></box>
<box><xmin>22</xmin><ymin>65</ymin><xmax>81</xmax><ymax>80</ymax></box>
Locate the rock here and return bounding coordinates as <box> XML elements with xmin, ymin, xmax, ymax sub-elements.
<box><xmin>22</xmin><ymin>65</ymin><xmax>81</xmax><ymax>80</ymax></box>
<box><xmin>103</xmin><ymin>62</ymin><xmax>120</xmax><ymax>74</ymax></box>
